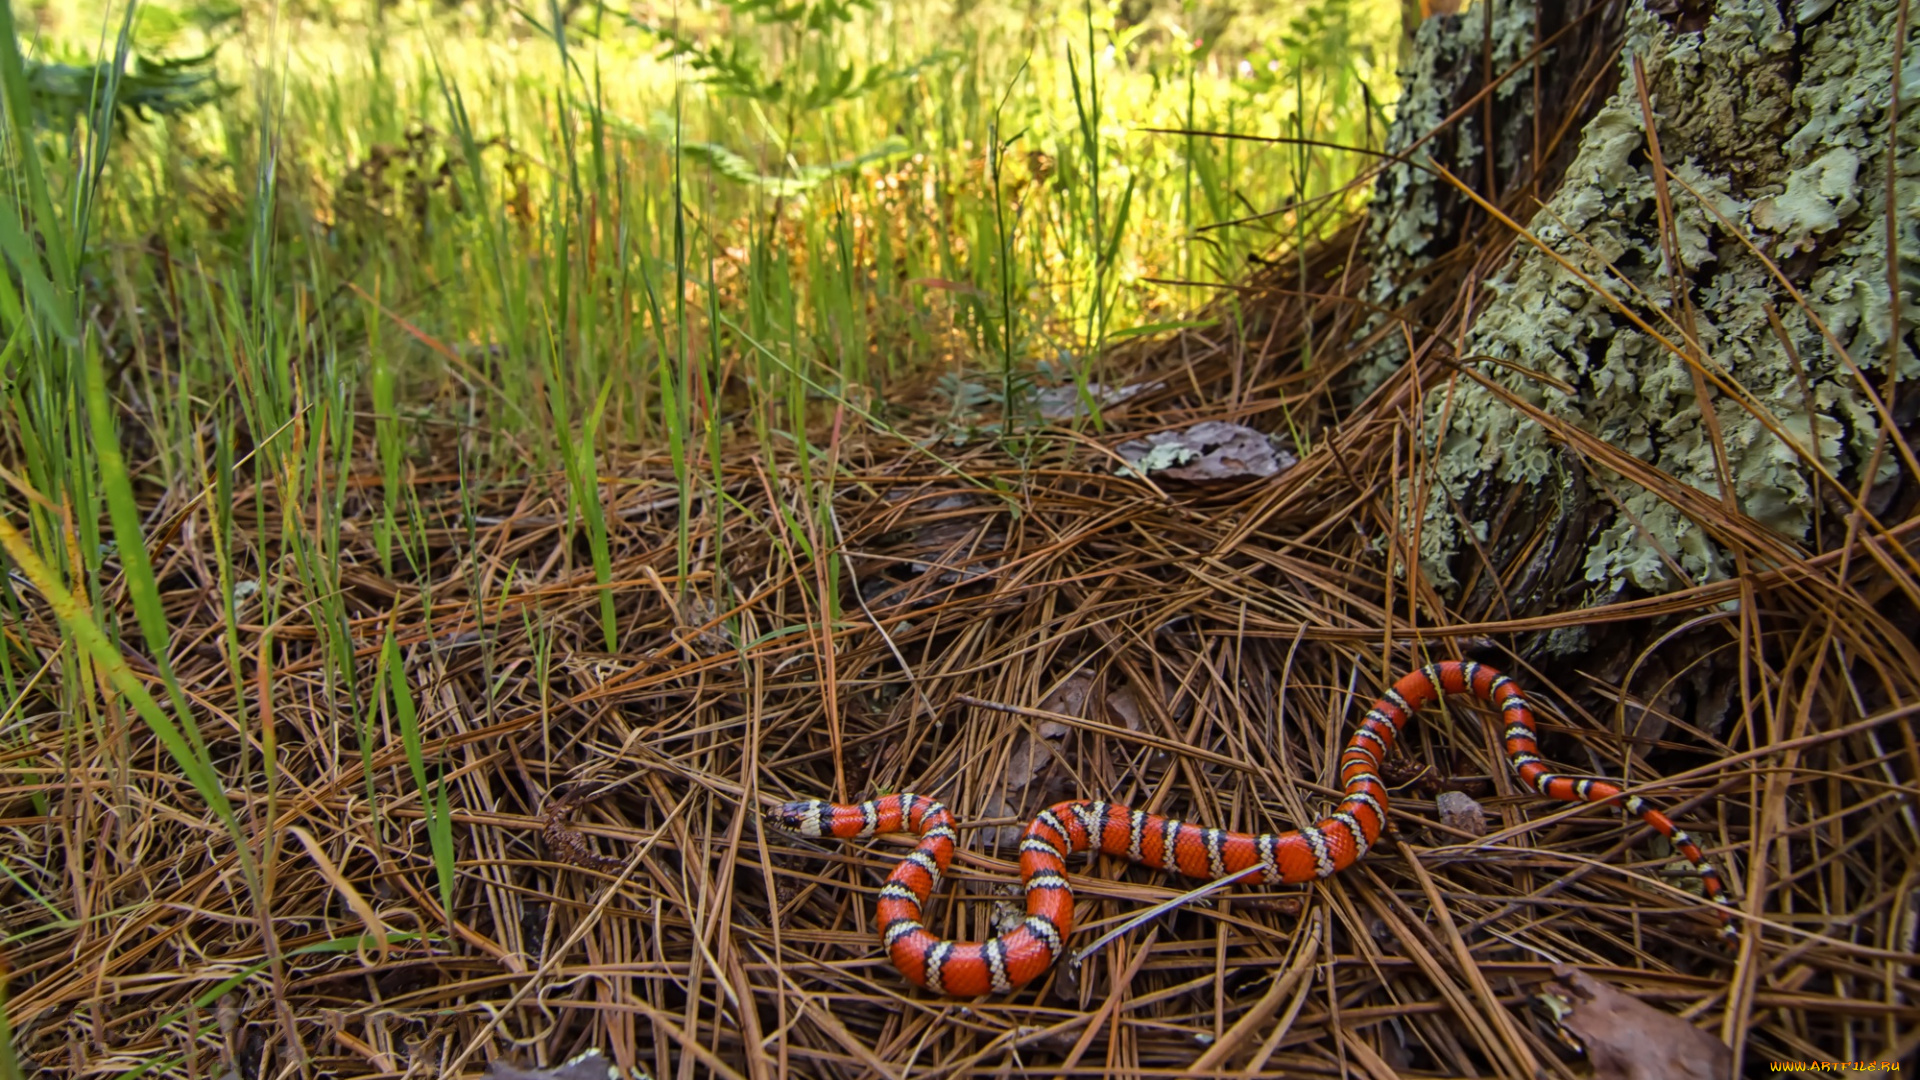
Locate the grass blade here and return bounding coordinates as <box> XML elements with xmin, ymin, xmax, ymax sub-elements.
<box><xmin>381</xmin><ymin>626</ymin><xmax>456</xmax><ymax>918</ymax></box>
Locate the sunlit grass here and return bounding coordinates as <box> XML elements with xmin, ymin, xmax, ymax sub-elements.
<box><xmin>19</xmin><ymin>0</ymin><xmax>1403</xmax><ymax>414</ymax></box>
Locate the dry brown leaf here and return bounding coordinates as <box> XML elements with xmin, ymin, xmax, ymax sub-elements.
<box><xmin>984</xmin><ymin>673</ymin><xmax>1086</xmax><ymax>845</ymax></box>
<box><xmin>1104</xmin><ymin>685</ymin><xmax>1146</xmax><ymax>731</ymax></box>
<box><xmin>1540</xmin><ymin>966</ymin><xmax>1732</xmax><ymax>1080</ymax></box>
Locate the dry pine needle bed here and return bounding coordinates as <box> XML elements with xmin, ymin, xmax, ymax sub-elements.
<box><xmin>3</xmin><ymin>343</ymin><xmax>1917</xmax><ymax>1077</ymax></box>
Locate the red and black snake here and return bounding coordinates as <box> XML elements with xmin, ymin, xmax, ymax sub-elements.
<box><xmin>763</xmin><ymin>661</ymin><xmax>1736</xmax><ymax>997</ymax></box>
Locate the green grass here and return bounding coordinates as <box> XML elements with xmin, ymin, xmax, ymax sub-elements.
<box><xmin>11</xmin><ymin>0</ymin><xmax>1401</xmax><ymax>435</ymax></box>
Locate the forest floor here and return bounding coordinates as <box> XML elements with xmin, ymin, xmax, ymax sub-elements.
<box><xmin>2</xmin><ymin>1</ymin><xmax>1916</xmax><ymax>1077</ymax></box>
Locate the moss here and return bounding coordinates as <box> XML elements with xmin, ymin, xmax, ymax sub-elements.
<box><xmin>1408</xmin><ymin>0</ymin><xmax>1919</xmax><ymax>602</ymax></box>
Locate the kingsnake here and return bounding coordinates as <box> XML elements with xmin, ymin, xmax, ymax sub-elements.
<box><xmin>766</xmin><ymin>661</ymin><xmax>1736</xmax><ymax>997</ymax></box>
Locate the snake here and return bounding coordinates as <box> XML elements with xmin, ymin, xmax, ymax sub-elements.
<box><xmin>762</xmin><ymin>661</ymin><xmax>1737</xmax><ymax>997</ymax></box>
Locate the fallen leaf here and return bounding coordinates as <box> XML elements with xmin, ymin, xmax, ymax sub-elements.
<box><xmin>1114</xmin><ymin>421</ymin><xmax>1297</xmax><ymax>482</ymax></box>
<box><xmin>985</xmin><ymin>674</ymin><xmax>1087</xmax><ymax>846</ymax></box>
<box><xmin>1104</xmin><ymin>686</ymin><xmax>1146</xmax><ymax>732</ymax></box>
<box><xmin>1436</xmin><ymin>790</ymin><xmax>1487</xmax><ymax>837</ymax></box>
<box><xmin>1003</xmin><ymin>716</ymin><xmax>1070</xmax><ymax>789</ymax></box>
<box><xmin>1539</xmin><ymin>965</ymin><xmax>1732</xmax><ymax>1080</ymax></box>
<box><xmin>1036</xmin><ymin>674</ymin><xmax>1092</xmax><ymax>720</ymax></box>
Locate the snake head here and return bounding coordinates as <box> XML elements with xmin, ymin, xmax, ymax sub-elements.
<box><xmin>765</xmin><ymin>800</ymin><xmax>822</xmax><ymax>836</ymax></box>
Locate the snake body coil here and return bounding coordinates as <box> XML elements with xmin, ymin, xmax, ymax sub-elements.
<box><xmin>769</xmin><ymin>661</ymin><xmax>1736</xmax><ymax>996</ymax></box>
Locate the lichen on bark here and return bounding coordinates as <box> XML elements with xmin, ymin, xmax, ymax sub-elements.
<box><xmin>1410</xmin><ymin>0</ymin><xmax>1918</xmax><ymax>603</ymax></box>
<box><xmin>1350</xmin><ymin>0</ymin><xmax>1545</xmax><ymax>397</ymax></box>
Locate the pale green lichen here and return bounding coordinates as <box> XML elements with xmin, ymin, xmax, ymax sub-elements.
<box><xmin>1376</xmin><ymin>16</ymin><xmax>1478</xmax><ymax>260</ymax></box>
<box><xmin>1752</xmin><ymin>146</ymin><xmax>1861</xmax><ymax>245</ymax></box>
<box><xmin>1407</xmin><ymin>0</ymin><xmax>1919</xmax><ymax>606</ymax></box>
<box><xmin>1350</xmin><ymin>0</ymin><xmax>1543</xmax><ymax>397</ymax></box>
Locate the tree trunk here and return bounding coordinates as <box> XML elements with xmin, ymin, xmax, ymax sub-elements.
<box><xmin>1368</xmin><ymin>0</ymin><xmax>1917</xmax><ymax>732</ymax></box>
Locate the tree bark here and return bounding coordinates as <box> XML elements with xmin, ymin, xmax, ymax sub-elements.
<box><xmin>1370</xmin><ymin>0</ymin><xmax>1917</xmax><ymax>731</ymax></box>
